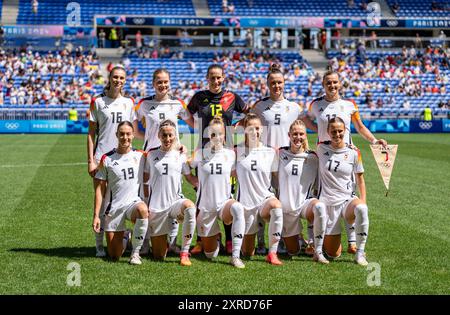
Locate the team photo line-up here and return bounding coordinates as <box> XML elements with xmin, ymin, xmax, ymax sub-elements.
<box><xmin>87</xmin><ymin>63</ymin><xmax>388</xmax><ymax>268</ymax></box>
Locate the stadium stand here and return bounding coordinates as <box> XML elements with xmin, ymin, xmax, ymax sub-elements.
<box><xmin>208</xmin><ymin>0</ymin><xmax>371</xmax><ymax>17</ymax></box>
<box><xmin>387</xmin><ymin>0</ymin><xmax>450</xmax><ymax>17</ymax></box>
<box><xmin>327</xmin><ymin>46</ymin><xmax>450</xmax><ymax>119</ymax></box>
<box><xmin>16</xmin><ymin>0</ymin><xmax>196</xmax><ymax>25</ymax></box>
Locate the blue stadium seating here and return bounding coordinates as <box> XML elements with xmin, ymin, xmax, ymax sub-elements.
<box><xmin>387</xmin><ymin>0</ymin><xmax>450</xmax><ymax>17</ymax></box>
<box><xmin>16</xmin><ymin>0</ymin><xmax>196</xmax><ymax>25</ymax></box>
<box><xmin>208</xmin><ymin>0</ymin><xmax>371</xmax><ymax>17</ymax></box>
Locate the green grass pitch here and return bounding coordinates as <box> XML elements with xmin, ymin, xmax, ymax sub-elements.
<box><xmin>0</xmin><ymin>133</ymin><xmax>449</xmax><ymax>294</ymax></box>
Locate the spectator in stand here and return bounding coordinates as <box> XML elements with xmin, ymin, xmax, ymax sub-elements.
<box><xmin>98</xmin><ymin>29</ymin><xmax>106</xmax><ymax>48</ymax></box>
<box><xmin>135</xmin><ymin>30</ymin><xmax>142</xmax><ymax>50</ymax></box>
<box><xmin>370</xmin><ymin>31</ymin><xmax>377</xmax><ymax>49</ymax></box>
<box><xmin>391</xmin><ymin>2</ymin><xmax>400</xmax><ymax>14</ymax></box>
<box><xmin>32</xmin><ymin>0</ymin><xmax>39</xmax><ymax>14</ymax></box>
<box><xmin>415</xmin><ymin>33</ymin><xmax>423</xmax><ymax>49</ymax></box>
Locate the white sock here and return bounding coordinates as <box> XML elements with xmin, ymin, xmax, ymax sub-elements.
<box><xmin>168</xmin><ymin>219</ymin><xmax>179</xmax><ymax>248</ymax></box>
<box><xmin>181</xmin><ymin>207</ymin><xmax>196</xmax><ymax>253</ymax></box>
<box><xmin>132</xmin><ymin>218</ymin><xmax>148</xmax><ymax>256</ymax></box>
<box><xmin>345</xmin><ymin>220</ymin><xmax>356</xmax><ymax>246</ymax></box>
<box><xmin>257</xmin><ymin>216</ymin><xmax>265</xmax><ymax>247</ymax></box>
<box><xmin>95</xmin><ymin>215</ymin><xmax>105</xmax><ymax>251</ymax></box>
<box><xmin>354</xmin><ymin>204</ymin><xmax>369</xmax><ymax>252</ymax></box>
<box><xmin>268</xmin><ymin>208</ymin><xmax>283</xmax><ymax>253</ymax></box>
<box><xmin>312</xmin><ymin>202</ymin><xmax>327</xmax><ymax>254</ymax></box>
<box><xmin>230</xmin><ymin>202</ymin><xmax>245</xmax><ymax>258</ymax></box>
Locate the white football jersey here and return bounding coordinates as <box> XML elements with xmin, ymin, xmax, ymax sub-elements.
<box><xmin>90</xmin><ymin>94</ymin><xmax>137</xmax><ymax>162</ymax></box>
<box><xmin>146</xmin><ymin>148</ymin><xmax>191</xmax><ymax>212</ymax></box>
<box><xmin>251</xmin><ymin>97</ymin><xmax>301</xmax><ymax>148</ymax></box>
<box><xmin>316</xmin><ymin>142</ymin><xmax>364</xmax><ymax>206</ymax></box>
<box><xmin>277</xmin><ymin>147</ymin><xmax>318</xmax><ymax>213</ymax></box>
<box><xmin>135</xmin><ymin>95</ymin><xmax>191</xmax><ymax>150</ymax></box>
<box><xmin>190</xmin><ymin>148</ymin><xmax>235</xmax><ymax>212</ymax></box>
<box><xmin>95</xmin><ymin>149</ymin><xmax>146</xmax><ymax>215</ymax></box>
<box><xmin>308</xmin><ymin>96</ymin><xmax>361</xmax><ymax>144</ymax></box>
<box><xmin>235</xmin><ymin>143</ymin><xmax>277</xmax><ymax>209</ymax></box>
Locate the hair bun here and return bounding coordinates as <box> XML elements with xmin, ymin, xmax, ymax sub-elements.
<box><xmin>269</xmin><ymin>63</ymin><xmax>282</xmax><ymax>72</ymax></box>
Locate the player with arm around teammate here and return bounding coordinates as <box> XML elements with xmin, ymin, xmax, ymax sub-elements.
<box><xmin>134</xmin><ymin>68</ymin><xmax>195</xmax><ymax>256</ymax></box>
<box><xmin>316</xmin><ymin>117</ymin><xmax>369</xmax><ymax>266</ymax></box>
<box><xmin>235</xmin><ymin>113</ymin><xmax>284</xmax><ymax>265</ymax></box>
<box><xmin>144</xmin><ymin>120</ymin><xmax>198</xmax><ymax>266</ymax></box>
<box><xmin>276</xmin><ymin>120</ymin><xmax>329</xmax><ymax>264</ymax></box>
<box><xmin>189</xmin><ymin>116</ymin><xmax>246</xmax><ymax>268</ymax></box>
<box><xmin>87</xmin><ymin>66</ymin><xmax>139</xmax><ymax>257</ymax></box>
<box><xmin>302</xmin><ymin>70</ymin><xmax>384</xmax><ymax>255</ymax></box>
<box><xmin>92</xmin><ymin>121</ymin><xmax>149</xmax><ymax>265</ymax></box>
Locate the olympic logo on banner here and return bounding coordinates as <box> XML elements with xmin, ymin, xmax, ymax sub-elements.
<box><xmin>386</xmin><ymin>20</ymin><xmax>398</xmax><ymax>27</ymax></box>
<box><xmin>133</xmin><ymin>18</ymin><xmax>145</xmax><ymax>25</ymax></box>
<box><xmin>5</xmin><ymin>123</ymin><xmax>20</xmax><ymax>130</ymax></box>
<box><xmin>419</xmin><ymin>122</ymin><xmax>433</xmax><ymax>130</ymax></box>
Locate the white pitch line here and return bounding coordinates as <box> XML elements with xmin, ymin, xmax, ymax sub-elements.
<box><xmin>0</xmin><ymin>162</ymin><xmax>86</xmax><ymax>168</ymax></box>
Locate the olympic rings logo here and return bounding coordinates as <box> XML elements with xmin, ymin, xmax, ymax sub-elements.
<box><xmin>4</xmin><ymin>123</ymin><xmax>20</xmax><ymax>130</ymax></box>
<box><xmin>133</xmin><ymin>18</ymin><xmax>145</xmax><ymax>25</ymax></box>
<box><xmin>419</xmin><ymin>122</ymin><xmax>433</xmax><ymax>130</ymax></box>
<box><xmin>386</xmin><ymin>20</ymin><xmax>398</xmax><ymax>27</ymax></box>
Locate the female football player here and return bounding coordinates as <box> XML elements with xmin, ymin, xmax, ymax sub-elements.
<box><xmin>92</xmin><ymin>121</ymin><xmax>148</xmax><ymax>265</ymax></box>
<box><xmin>87</xmin><ymin>66</ymin><xmax>138</xmax><ymax>257</ymax></box>
<box><xmin>316</xmin><ymin>117</ymin><xmax>369</xmax><ymax>266</ymax></box>
<box><xmin>235</xmin><ymin>113</ymin><xmax>283</xmax><ymax>265</ymax></box>
<box><xmin>144</xmin><ymin>120</ymin><xmax>198</xmax><ymax>266</ymax></box>
<box><xmin>276</xmin><ymin>120</ymin><xmax>328</xmax><ymax>264</ymax></box>
<box><xmin>189</xmin><ymin>116</ymin><xmax>246</xmax><ymax>268</ymax></box>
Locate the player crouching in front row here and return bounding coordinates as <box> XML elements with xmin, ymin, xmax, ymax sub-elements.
<box><xmin>92</xmin><ymin>121</ymin><xmax>149</xmax><ymax>265</ymax></box>
<box><xmin>275</xmin><ymin>120</ymin><xmax>329</xmax><ymax>264</ymax></box>
<box><xmin>318</xmin><ymin>118</ymin><xmax>370</xmax><ymax>266</ymax></box>
<box><xmin>143</xmin><ymin>120</ymin><xmax>198</xmax><ymax>266</ymax></box>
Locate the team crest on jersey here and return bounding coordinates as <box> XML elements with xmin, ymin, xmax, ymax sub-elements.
<box><xmin>133</xmin><ymin>157</ymin><xmax>138</xmax><ymax>164</ymax></box>
<box><xmin>344</xmin><ymin>154</ymin><xmax>349</xmax><ymax>160</ymax></box>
